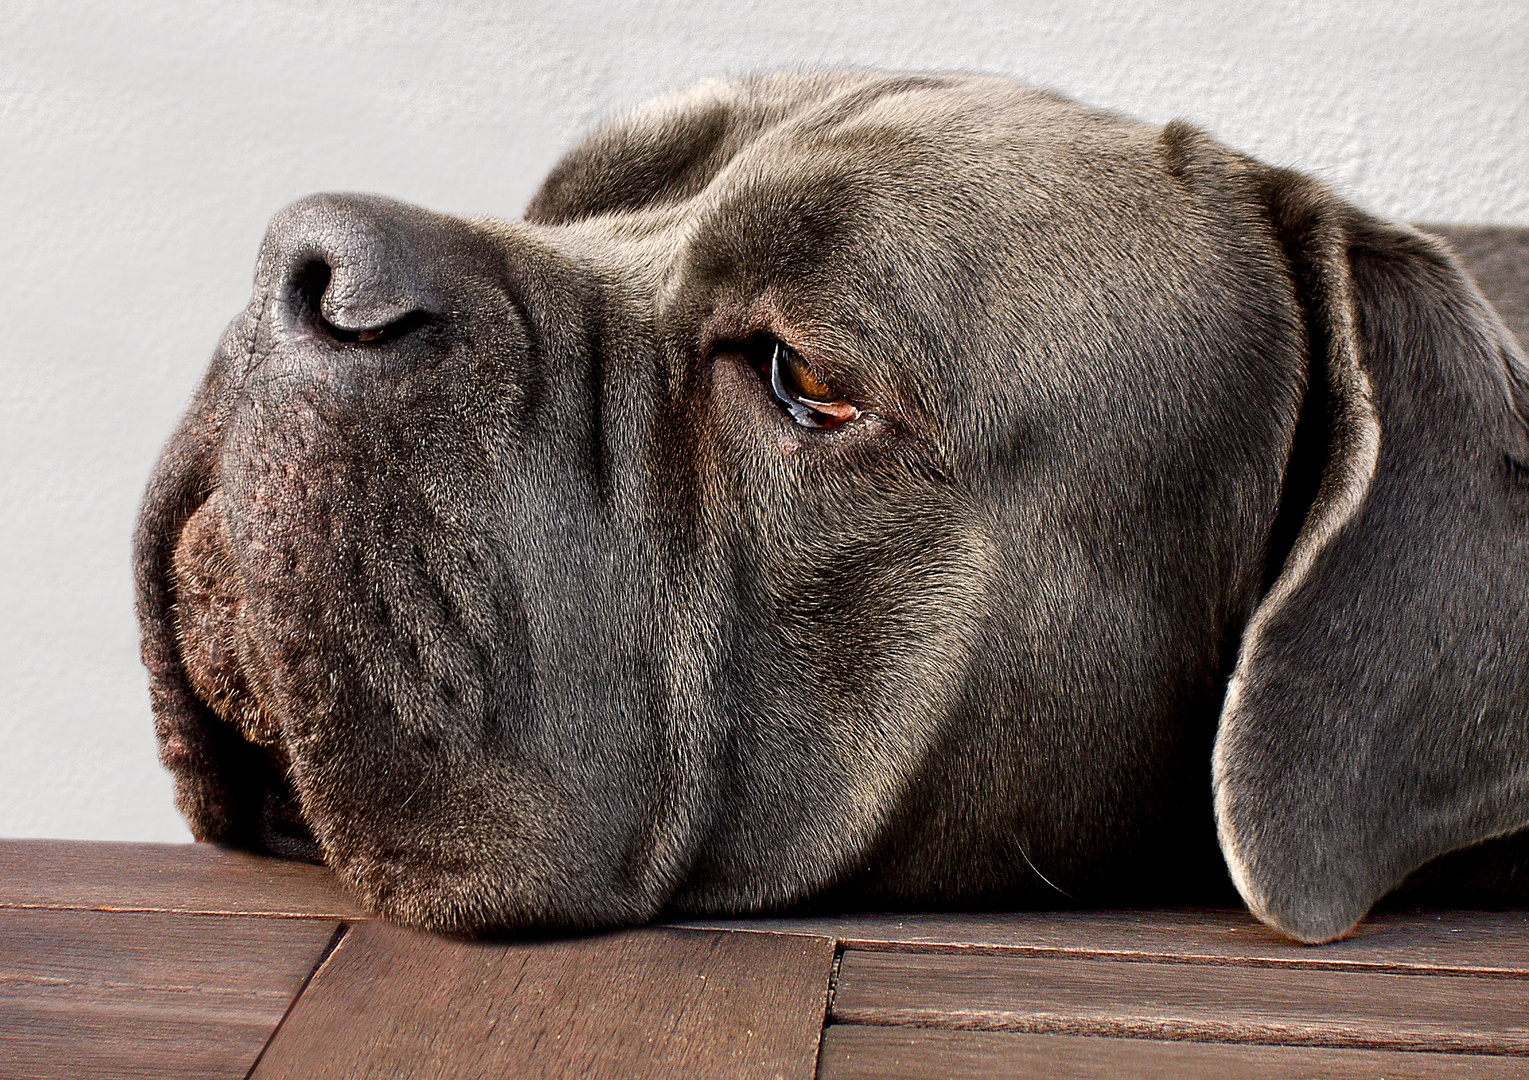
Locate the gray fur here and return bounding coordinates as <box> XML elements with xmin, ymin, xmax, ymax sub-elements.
<box><xmin>135</xmin><ymin>72</ymin><xmax>1529</xmax><ymax>942</ymax></box>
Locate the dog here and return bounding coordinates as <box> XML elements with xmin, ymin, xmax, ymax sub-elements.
<box><xmin>134</xmin><ymin>71</ymin><xmax>1529</xmax><ymax>944</ymax></box>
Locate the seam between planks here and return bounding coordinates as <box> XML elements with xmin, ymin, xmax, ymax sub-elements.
<box><xmin>813</xmin><ymin>947</ymin><xmax>846</xmax><ymax>1080</ymax></box>
<box><xmin>243</xmin><ymin>921</ymin><xmax>351</xmax><ymax>1080</ymax></box>
<box><xmin>698</xmin><ymin>926</ymin><xmax>1529</xmax><ymax>979</ymax></box>
<box><xmin>829</xmin><ymin>941</ymin><xmax>1529</xmax><ymax>979</ymax></box>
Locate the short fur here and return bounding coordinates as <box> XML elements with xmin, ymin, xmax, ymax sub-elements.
<box><xmin>135</xmin><ymin>72</ymin><xmax>1529</xmax><ymax>942</ymax></box>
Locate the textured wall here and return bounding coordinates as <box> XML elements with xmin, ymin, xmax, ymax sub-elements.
<box><xmin>1</xmin><ymin>0</ymin><xmax>1525</xmax><ymax>841</ymax></box>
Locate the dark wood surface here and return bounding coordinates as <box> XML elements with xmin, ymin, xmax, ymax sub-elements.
<box><xmin>831</xmin><ymin>949</ymin><xmax>1529</xmax><ymax>1053</ymax></box>
<box><xmin>681</xmin><ymin>907</ymin><xmax>1529</xmax><ymax>975</ymax></box>
<box><xmin>6</xmin><ymin>840</ymin><xmax>1529</xmax><ymax>1078</ymax></box>
<box><xmin>252</xmin><ymin>921</ymin><xmax>835</xmax><ymax>1080</ymax></box>
<box><xmin>818</xmin><ymin>1027</ymin><xmax>1529</xmax><ymax>1080</ymax></box>
<box><xmin>0</xmin><ymin>907</ymin><xmax>339</xmax><ymax>1080</ymax></box>
<box><xmin>1427</xmin><ymin>224</ymin><xmax>1529</xmax><ymax>349</ymax></box>
<box><xmin>0</xmin><ymin>837</ymin><xmax>366</xmax><ymax>918</ymax></box>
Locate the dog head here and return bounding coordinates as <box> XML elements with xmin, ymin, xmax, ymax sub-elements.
<box><xmin>136</xmin><ymin>72</ymin><xmax>1529</xmax><ymax>942</ymax></box>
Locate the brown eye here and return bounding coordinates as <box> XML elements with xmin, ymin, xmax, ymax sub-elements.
<box><xmin>766</xmin><ymin>341</ymin><xmax>859</xmax><ymax>429</ymax></box>
<box><xmin>778</xmin><ymin>345</ymin><xmax>832</xmax><ymax>400</ymax></box>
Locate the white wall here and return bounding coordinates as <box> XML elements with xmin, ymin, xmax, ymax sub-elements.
<box><xmin>2</xmin><ymin>0</ymin><xmax>1525</xmax><ymax>842</ymax></box>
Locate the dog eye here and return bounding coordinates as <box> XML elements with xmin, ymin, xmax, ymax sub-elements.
<box><xmin>765</xmin><ymin>341</ymin><xmax>859</xmax><ymax>429</ymax></box>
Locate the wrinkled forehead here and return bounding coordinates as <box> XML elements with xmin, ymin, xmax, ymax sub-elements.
<box><xmin>533</xmin><ymin>73</ymin><xmax>1157</xmax><ymax>220</ymax></box>
<box><xmin>543</xmin><ymin>74</ymin><xmax>1190</xmax><ymax>327</ymax></box>
<box><xmin>529</xmin><ymin>74</ymin><xmax>1278</xmax><ymax>463</ymax></box>
<box><xmin>674</xmin><ymin>77</ymin><xmax>1174</xmax><ymax>293</ymax></box>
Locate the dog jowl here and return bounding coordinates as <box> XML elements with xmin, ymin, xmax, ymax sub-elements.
<box><xmin>136</xmin><ymin>72</ymin><xmax>1529</xmax><ymax>942</ymax></box>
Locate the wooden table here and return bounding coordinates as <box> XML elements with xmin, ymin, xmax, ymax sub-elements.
<box><xmin>2</xmin><ymin>840</ymin><xmax>1528</xmax><ymax>1078</ymax></box>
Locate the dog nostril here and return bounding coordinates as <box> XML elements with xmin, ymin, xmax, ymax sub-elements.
<box><xmin>296</xmin><ymin>259</ymin><xmax>332</xmax><ymax>319</ymax></box>
<box><xmin>294</xmin><ymin>258</ymin><xmax>429</xmax><ymax>346</ymax></box>
<box><xmin>323</xmin><ymin>307</ymin><xmax>429</xmax><ymax>346</ymax></box>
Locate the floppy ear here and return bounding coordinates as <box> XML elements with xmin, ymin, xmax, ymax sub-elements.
<box><xmin>1213</xmin><ymin>169</ymin><xmax>1529</xmax><ymax>943</ymax></box>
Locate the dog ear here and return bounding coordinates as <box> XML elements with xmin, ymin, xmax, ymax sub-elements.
<box><xmin>1213</xmin><ymin>167</ymin><xmax>1529</xmax><ymax>942</ymax></box>
<box><xmin>523</xmin><ymin>80</ymin><xmax>740</xmax><ymax>225</ymax></box>
<box><xmin>522</xmin><ymin>72</ymin><xmax>905</xmax><ymax>226</ymax></box>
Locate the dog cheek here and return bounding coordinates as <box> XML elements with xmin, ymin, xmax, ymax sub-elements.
<box><xmin>206</xmin><ymin>436</ymin><xmax>668</xmax><ymax>928</ymax></box>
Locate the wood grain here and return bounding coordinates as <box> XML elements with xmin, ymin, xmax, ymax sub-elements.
<box><xmin>819</xmin><ymin>1026</ymin><xmax>1529</xmax><ymax>1080</ymax></box>
<box><xmin>1425</xmin><ymin>224</ymin><xmax>1529</xmax><ymax>349</ymax></box>
<box><xmin>830</xmin><ymin>950</ymin><xmax>1529</xmax><ymax>1054</ymax></box>
<box><xmin>0</xmin><ymin>908</ymin><xmax>340</xmax><ymax>1080</ymax></box>
<box><xmin>0</xmin><ymin>838</ymin><xmax>368</xmax><ymax>918</ymax></box>
<box><xmin>251</xmin><ymin>921</ymin><xmax>835</xmax><ymax>1080</ymax></box>
<box><xmin>679</xmin><ymin>909</ymin><xmax>1529</xmax><ymax>975</ymax></box>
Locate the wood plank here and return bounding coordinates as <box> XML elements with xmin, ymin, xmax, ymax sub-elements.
<box><xmin>0</xmin><ymin>908</ymin><xmax>340</xmax><ymax>1080</ymax></box>
<box><xmin>1424</xmin><ymin>224</ymin><xmax>1529</xmax><ymax>349</ymax></box>
<box><xmin>0</xmin><ymin>838</ymin><xmax>368</xmax><ymax>918</ymax></box>
<box><xmin>819</xmin><ymin>1026</ymin><xmax>1529</xmax><ymax>1080</ymax></box>
<box><xmin>830</xmin><ymin>950</ymin><xmax>1529</xmax><ymax>1054</ymax></box>
<box><xmin>251</xmin><ymin>921</ymin><xmax>835</xmax><ymax>1079</ymax></box>
<box><xmin>678</xmin><ymin>909</ymin><xmax>1529</xmax><ymax>975</ymax></box>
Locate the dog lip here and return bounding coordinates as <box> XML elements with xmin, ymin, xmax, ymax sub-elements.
<box><xmin>170</xmin><ymin>488</ymin><xmax>284</xmax><ymax>747</ymax></box>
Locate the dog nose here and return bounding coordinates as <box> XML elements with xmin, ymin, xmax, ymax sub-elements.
<box><xmin>256</xmin><ymin>193</ymin><xmax>449</xmax><ymax>345</ymax></box>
